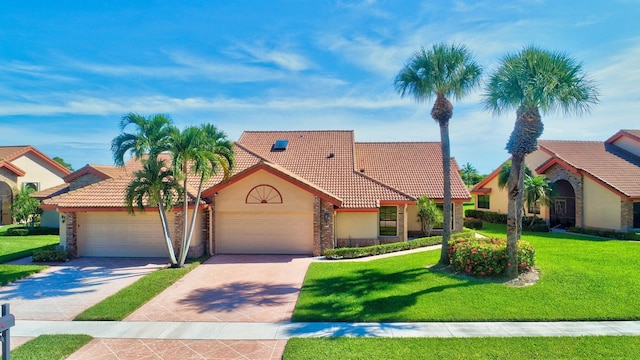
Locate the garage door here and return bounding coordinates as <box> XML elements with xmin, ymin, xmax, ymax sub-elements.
<box><xmin>77</xmin><ymin>212</ymin><xmax>172</xmax><ymax>257</ymax></box>
<box><xmin>215</xmin><ymin>211</ymin><xmax>313</xmax><ymax>254</ymax></box>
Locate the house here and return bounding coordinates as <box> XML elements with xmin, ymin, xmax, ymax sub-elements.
<box><xmin>470</xmin><ymin>129</ymin><xmax>640</xmax><ymax>232</ymax></box>
<box><xmin>0</xmin><ymin>146</ymin><xmax>71</xmax><ymax>226</ymax></box>
<box><xmin>41</xmin><ymin>130</ymin><xmax>470</xmax><ymax>258</ymax></box>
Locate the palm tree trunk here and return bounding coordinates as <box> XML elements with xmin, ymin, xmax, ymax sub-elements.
<box><xmin>178</xmin><ymin>170</ymin><xmax>190</xmax><ymax>267</ymax></box>
<box><xmin>439</xmin><ymin>121</ymin><xmax>452</xmax><ymax>265</ymax></box>
<box><xmin>516</xmin><ymin>162</ymin><xmax>525</xmax><ymax>240</ymax></box>
<box><xmin>506</xmin><ymin>153</ymin><xmax>524</xmax><ymax>279</ymax></box>
<box><xmin>179</xmin><ymin>177</ymin><xmax>204</xmax><ymax>266</ymax></box>
<box><xmin>158</xmin><ymin>201</ymin><xmax>178</xmax><ymax>266</ymax></box>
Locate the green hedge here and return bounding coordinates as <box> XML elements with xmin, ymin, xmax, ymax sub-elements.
<box><xmin>463</xmin><ymin>218</ymin><xmax>483</xmax><ymax>229</ymax></box>
<box><xmin>449</xmin><ymin>237</ymin><xmax>536</xmax><ymax>277</ymax></box>
<box><xmin>568</xmin><ymin>227</ymin><xmax>640</xmax><ymax>240</ymax></box>
<box><xmin>5</xmin><ymin>226</ymin><xmax>59</xmax><ymax>236</ymax></box>
<box><xmin>323</xmin><ymin>231</ymin><xmax>476</xmax><ymax>260</ymax></box>
<box><xmin>32</xmin><ymin>248</ymin><xmax>71</xmax><ymax>262</ymax></box>
<box><xmin>464</xmin><ymin>210</ymin><xmax>507</xmax><ymax>224</ymax></box>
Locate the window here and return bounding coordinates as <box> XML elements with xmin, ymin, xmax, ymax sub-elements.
<box><xmin>245</xmin><ymin>184</ymin><xmax>283</xmax><ymax>204</ymax></box>
<box><xmin>528</xmin><ymin>201</ymin><xmax>541</xmax><ymax>215</ymax></box>
<box><xmin>477</xmin><ymin>195</ymin><xmax>490</xmax><ymax>209</ymax></box>
<box><xmin>23</xmin><ymin>182</ymin><xmax>39</xmax><ymax>192</ymax></box>
<box><xmin>379</xmin><ymin>206</ymin><xmax>397</xmax><ymax>236</ymax></box>
<box><xmin>634</xmin><ymin>202</ymin><xmax>640</xmax><ymax>229</ymax></box>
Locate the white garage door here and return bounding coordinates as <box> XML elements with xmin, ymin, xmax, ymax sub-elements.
<box><xmin>77</xmin><ymin>212</ymin><xmax>172</xmax><ymax>257</ymax></box>
<box><xmin>216</xmin><ymin>211</ymin><xmax>313</xmax><ymax>254</ymax></box>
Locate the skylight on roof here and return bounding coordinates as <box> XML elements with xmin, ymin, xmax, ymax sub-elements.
<box><xmin>272</xmin><ymin>139</ymin><xmax>289</xmax><ymax>151</ymax></box>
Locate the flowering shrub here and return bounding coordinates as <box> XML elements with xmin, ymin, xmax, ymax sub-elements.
<box><xmin>449</xmin><ymin>237</ymin><xmax>535</xmax><ymax>277</ymax></box>
<box><xmin>463</xmin><ymin>217</ymin><xmax>483</xmax><ymax>229</ymax></box>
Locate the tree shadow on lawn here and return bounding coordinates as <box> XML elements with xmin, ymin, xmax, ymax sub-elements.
<box><xmin>294</xmin><ymin>265</ymin><xmax>480</xmax><ymax>321</ymax></box>
<box><xmin>177</xmin><ymin>281</ymin><xmax>301</xmax><ymax>313</ymax></box>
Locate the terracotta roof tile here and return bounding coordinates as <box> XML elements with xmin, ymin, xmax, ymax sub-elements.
<box><xmin>31</xmin><ymin>183</ymin><xmax>70</xmax><ymax>200</ymax></box>
<box><xmin>355</xmin><ymin>142</ymin><xmax>470</xmax><ymax>200</ymax></box>
<box><xmin>0</xmin><ymin>146</ymin><xmax>32</xmax><ymax>162</ymax></box>
<box><xmin>538</xmin><ymin>140</ymin><xmax>640</xmax><ymax>198</ymax></box>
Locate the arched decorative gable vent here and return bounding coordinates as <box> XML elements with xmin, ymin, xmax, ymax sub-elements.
<box><xmin>246</xmin><ymin>184</ymin><xmax>283</xmax><ymax>204</ymax></box>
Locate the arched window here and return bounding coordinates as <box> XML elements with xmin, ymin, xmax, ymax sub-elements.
<box><xmin>245</xmin><ymin>184</ymin><xmax>283</xmax><ymax>204</ymax></box>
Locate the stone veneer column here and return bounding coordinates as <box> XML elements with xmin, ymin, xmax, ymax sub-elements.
<box><xmin>398</xmin><ymin>204</ymin><xmax>406</xmax><ymax>241</ymax></box>
<box><xmin>313</xmin><ymin>197</ymin><xmax>334</xmax><ymax>256</ymax></box>
<box><xmin>453</xmin><ymin>202</ymin><xmax>464</xmax><ymax>233</ymax></box>
<box><xmin>65</xmin><ymin>212</ymin><xmax>78</xmax><ymax>257</ymax></box>
<box><xmin>621</xmin><ymin>200</ymin><xmax>634</xmax><ymax>231</ymax></box>
<box><xmin>173</xmin><ymin>209</ymin><xmax>184</xmax><ymax>255</ymax></box>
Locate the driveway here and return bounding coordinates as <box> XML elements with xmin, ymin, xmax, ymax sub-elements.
<box><xmin>1</xmin><ymin>257</ymin><xmax>166</xmax><ymax>320</ymax></box>
<box><xmin>126</xmin><ymin>254</ymin><xmax>313</xmax><ymax>322</ymax></box>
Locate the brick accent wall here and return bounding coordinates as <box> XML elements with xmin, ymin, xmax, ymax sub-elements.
<box><xmin>621</xmin><ymin>199</ymin><xmax>634</xmax><ymax>231</ymax></box>
<box><xmin>202</xmin><ymin>207</ymin><xmax>211</xmax><ymax>255</ymax></box>
<box><xmin>65</xmin><ymin>212</ymin><xmax>78</xmax><ymax>257</ymax></box>
<box><xmin>173</xmin><ymin>209</ymin><xmax>184</xmax><ymax>255</ymax></box>
<box><xmin>313</xmin><ymin>196</ymin><xmax>334</xmax><ymax>256</ymax></box>
<box><xmin>453</xmin><ymin>202</ymin><xmax>464</xmax><ymax>233</ymax></box>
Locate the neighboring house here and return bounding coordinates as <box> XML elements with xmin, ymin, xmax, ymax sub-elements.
<box><xmin>471</xmin><ymin>129</ymin><xmax>640</xmax><ymax>232</ymax></box>
<box><xmin>41</xmin><ymin>130</ymin><xmax>470</xmax><ymax>258</ymax></box>
<box><xmin>0</xmin><ymin>146</ymin><xmax>71</xmax><ymax>226</ymax></box>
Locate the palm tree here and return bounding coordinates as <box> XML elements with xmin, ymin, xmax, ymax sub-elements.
<box><xmin>483</xmin><ymin>45</ymin><xmax>598</xmax><ymax>279</ymax></box>
<box><xmin>497</xmin><ymin>160</ymin><xmax>532</xmax><ymax>239</ymax></box>
<box><xmin>460</xmin><ymin>162</ymin><xmax>478</xmax><ymax>187</ymax></box>
<box><xmin>524</xmin><ymin>175</ymin><xmax>556</xmax><ymax>226</ymax></box>
<box><xmin>169</xmin><ymin>124</ymin><xmax>234</xmax><ymax>267</ymax></box>
<box><xmin>111</xmin><ymin>113</ymin><xmax>174</xmax><ymax>166</ymax></box>
<box><xmin>125</xmin><ymin>157</ymin><xmax>182</xmax><ymax>265</ymax></box>
<box><xmin>395</xmin><ymin>43</ymin><xmax>482</xmax><ymax>265</ymax></box>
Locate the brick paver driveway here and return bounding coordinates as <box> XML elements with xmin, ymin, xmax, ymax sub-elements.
<box><xmin>126</xmin><ymin>254</ymin><xmax>313</xmax><ymax>322</ymax></box>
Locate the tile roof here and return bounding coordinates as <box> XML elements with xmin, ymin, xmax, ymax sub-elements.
<box><xmin>0</xmin><ymin>146</ymin><xmax>32</xmax><ymax>162</ymax></box>
<box><xmin>43</xmin><ymin>130</ymin><xmax>468</xmax><ymax>210</ymax></box>
<box><xmin>355</xmin><ymin>142</ymin><xmax>470</xmax><ymax>200</ymax></box>
<box><xmin>538</xmin><ymin>140</ymin><xmax>640</xmax><ymax>199</ymax></box>
<box><xmin>0</xmin><ymin>145</ymin><xmax>71</xmax><ymax>176</ymax></box>
<box><xmin>31</xmin><ymin>183</ymin><xmax>70</xmax><ymax>200</ymax></box>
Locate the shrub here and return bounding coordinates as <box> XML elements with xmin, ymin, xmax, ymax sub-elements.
<box><xmin>449</xmin><ymin>237</ymin><xmax>535</xmax><ymax>277</ymax></box>
<box><xmin>463</xmin><ymin>217</ymin><xmax>483</xmax><ymax>230</ymax></box>
<box><xmin>524</xmin><ymin>223</ymin><xmax>550</xmax><ymax>232</ymax></box>
<box><xmin>323</xmin><ymin>231</ymin><xmax>476</xmax><ymax>260</ymax></box>
<box><xmin>32</xmin><ymin>248</ymin><xmax>71</xmax><ymax>262</ymax></box>
<box><xmin>464</xmin><ymin>209</ymin><xmax>483</xmax><ymax>219</ymax></box>
<box><xmin>568</xmin><ymin>227</ymin><xmax>640</xmax><ymax>241</ymax></box>
<box><xmin>5</xmin><ymin>226</ymin><xmax>59</xmax><ymax>236</ymax></box>
<box><xmin>463</xmin><ymin>210</ymin><xmax>508</xmax><ymax>224</ymax></box>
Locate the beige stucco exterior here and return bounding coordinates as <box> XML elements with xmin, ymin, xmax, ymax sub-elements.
<box><xmin>11</xmin><ymin>152</ymin><xmax>67</xmax><ymax>191</ymax></box>
<box><xmin>214</xmin><ymin>169</ymin><xmax>314</xmax><ymax>254</ymax></box>
<box><xmin>406</xmin><ymin>204</ymin><xmax>421</xmax><ymax>232</ymax></box>
<box><xmin>335</xmin><ymin>211</ymin><xmax>378</xmax><ymax>240</ymax></box>
<box><xmin>583</xmin><ymin>176</ymin><xmax>622</xmax><ymax>230</ymax></box>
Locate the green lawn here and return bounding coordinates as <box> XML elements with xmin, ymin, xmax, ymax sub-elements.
<box><xmin>0</xmin><ymin>234</ymin><xmax>59</xmax><ymax>263</ymax></box>
<box><xmin>0</xmin><ymin>264</ymin><xmax>47</xmax><ymax>286</ymax></box>
<box><xmin>11</xmin><ymin>334</ymin><xmax>92</xmax><ymax>360</ymax></box>
<box><xmin>283</xmin><ymin>336</ymin><xmax>640</xmax><ymax>360</ymax></box>
<box><xmin>293</xmin><ymin>223</ymin><xmax>640</xmax><ymax>322</ymax></box>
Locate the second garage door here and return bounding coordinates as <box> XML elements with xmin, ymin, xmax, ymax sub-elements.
<box><xmin>215</xmin><ymin>211</ymin><xmax>313</xmax><ymax>254</ymax></box>
<box><xmin>77</xmin><ymin>212</ymin><xmax>173</xmax><ymax>257</ymax></box>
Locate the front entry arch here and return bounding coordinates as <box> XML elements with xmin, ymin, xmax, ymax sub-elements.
<box><xmin>0</xmin><ymin>182</ymin><xmax>12</xmax><ymax>225</ymax></box>
<box><xmin>550</xmin><ymin>179</ymin><xmax>576</xmax><ymax>228</ymax></box>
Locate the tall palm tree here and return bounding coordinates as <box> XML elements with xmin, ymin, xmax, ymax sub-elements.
<box><xmin>395</xmin><ymin>43</ymin><xmax>482</xmax><ymax>265</ymax></box>
<box><xmin>483</xmin><ymin>45</ymin><xmax>598</xmax><ymax>279</ymax></box>
<box><xmin>169</xmin><ymin>124</ymin><xmax>234</xmax><ymax>267</ymax></box>
<box><xmin>112</xmin><ymin>113</ymin><xmax>179</xmax><ymax>265</ymax></box>
<box><xmin>498</xmin><ymin>160</ymin><xmax>532</xmax><ymax>239</ymax></box>
<box><xmin>125</xmin><ymin>157</ymin><xmax>182</xmax><ymax>265</ymax></box>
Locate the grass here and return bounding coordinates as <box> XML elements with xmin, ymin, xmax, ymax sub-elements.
<box><xmin>74</xmin><ymin>258</ymin><xmax>204</xmax><ymax>321</ymax></box>
<box><xmin>11</xmin><ymin>334</ymin><xmax>92</xmax><ymax>360</ymax></box>
<box><xmin>0</xmin><ymin>233</ymin><xmax>59</xmax><ymax>263</ymax></box>
<box><xmin>0</xmin><ymin>264</ymin><xmax>47</xmax><ymax>286</ymax></box>
<box><xmin>463</xmin><ymin>201</ymin><xmax>475</xmax><ymax>214</ymax></box>
<box><xmin>283</xmin><ymin>336</ymin><xmax>640</xmax><ymax>360</ymax></box>
<box><xmin>293</xmin><ymin>223</ymin><xmax>640</xmax><ymax>322</ymax></box>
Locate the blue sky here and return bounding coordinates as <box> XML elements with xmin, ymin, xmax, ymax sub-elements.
<box><xmin>1</xmin><ymin>1</ymin><xmax>638</xmax><ymax>174</ymax></box>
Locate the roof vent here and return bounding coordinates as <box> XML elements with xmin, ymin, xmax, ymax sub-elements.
<box><xmin>327</xmin><ymin>152</ymin><xmax>335</xmax><ymax>158</ymax></box>
<box><xmin>359</xmin><ymin>168</ymin><xmax>365</xmax><ymax>173</ymax></box>
<box><xmin>272</xmin><ymin>139</ymin><xmax>288</xmax><ymax>151</ymax></box>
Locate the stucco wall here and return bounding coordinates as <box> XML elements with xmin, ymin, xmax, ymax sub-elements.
<box><xmin>406</xmin><ymin>204</ymin><xmax>421</xmax><ymax>232</ymax></box>
<box><xmin>583</xmin><ymin>176</ymin><xmax>621</xmax><ymax>230</ymax></box>
<box><xmin>12</xmin><ymin>152</ymin><xmax>66</xmax><ymax>191</ymax></box>
<box><xmin>216</xmin><ymin>170</ymin><xmax>314</xmax><ymax>212</ymax></box>
<box><xmin>475</xmin><ymin>175</ymin><xmax>508</xmax><ymax>214</ymax></box>
<box><xmin>335</xmin><ymin>211</ymin><xmax>378</xmax><ymax>239</ymax></box>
